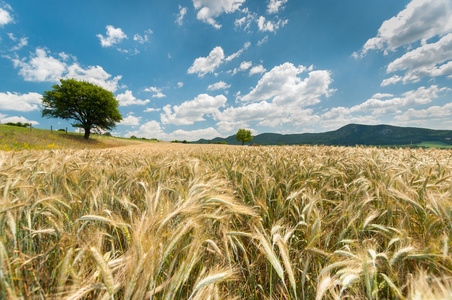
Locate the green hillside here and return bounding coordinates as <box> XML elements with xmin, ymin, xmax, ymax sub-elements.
<box><xmin>0</xmin><ymin>124</ymin><xmax>152</xmax><ymax>151</ymax></box>
<box><xmin>195</xmin><ymin>124</ymin><xmax>452</xmax><ymax>147</ymax></box>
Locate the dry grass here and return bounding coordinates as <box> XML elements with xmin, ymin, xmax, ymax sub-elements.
<box><xmin>0</xmin><ymin>143</ymin><xmax>451</xmax><ymax>299</ymax></box>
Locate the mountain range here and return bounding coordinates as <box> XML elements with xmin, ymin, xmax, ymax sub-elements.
<box><xmin>194</xmin><ymin>124</ymin><xmax>452</xmax><ymax>147</ymax></box>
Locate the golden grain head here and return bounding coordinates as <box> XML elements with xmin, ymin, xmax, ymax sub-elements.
<box><xmin>0</xmin><ymin>142</ymin><xmax>451</xmax><ymax>299</ymax></box>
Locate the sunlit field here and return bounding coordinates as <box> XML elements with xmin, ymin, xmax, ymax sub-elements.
<box><xmin>1</xmin><ymin>143</ymin><xmax>451</xmax><ymax>299</ymax></box>
<box><xmin>0</xmin><ymin>125</ymin><xmax>147</xmax><ymax>151</ymax></box>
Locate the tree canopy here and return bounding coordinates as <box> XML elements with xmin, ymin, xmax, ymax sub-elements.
<box><xmin>235</xmin><ymin>129</ymin><xmax>253</xmax><ymax>145</ymax></box>
<box><xmin>42</xmin><ymin>79</ymin><xmax>122</xmax><ymax>139</ymax></box>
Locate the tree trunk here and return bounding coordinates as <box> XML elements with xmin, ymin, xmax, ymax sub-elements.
<box><xmin>84</xmin><ymin>128</ymin><xmax>90</xmax><ymax>140</ymax></box>
<box><xmin>242</xmin><ymin>141</ymin><xmax>244</xmax><ymax>145</ymax></box>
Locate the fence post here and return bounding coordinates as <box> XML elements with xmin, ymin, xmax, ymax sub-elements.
<box><xmin>66</xmin><ymin>127</ymin><xmax>68</xmax><ymax>134</ymax></box>
<box><xmin>51</xmin><ymin>125</ymin><xmax>53</xmax><ymax>134</ymax></box>
<box><xmin>30</xmin><ymin>123</ymin><xmax>32</xmax><ymax>133</ymax></box>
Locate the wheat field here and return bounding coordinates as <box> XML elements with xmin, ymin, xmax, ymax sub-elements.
<box><xmin>0</xmin><ymin>143</ymin><xmax>451</xmax><ymax>299</ymax></box>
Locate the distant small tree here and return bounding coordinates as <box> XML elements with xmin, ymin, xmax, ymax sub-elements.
<box><xmin>235</xmin><ymin>129</ymin><xmax>253</xmax><ymax>145</ymax></box>
<box><xmin>42</xmin><ymin>79</ymin><xmax>122</xmax><ymax>140</ymax></box>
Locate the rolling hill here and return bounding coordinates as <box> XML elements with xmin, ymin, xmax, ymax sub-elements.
<box><xmin>194</xmin><ymin>124</ymin><xmax>452</xmax><ymax>147</ymax></box>
<box><xmin>0</xmin><ymin>124</ymin><xmax>153</xmax><ymax>151</ymax></box>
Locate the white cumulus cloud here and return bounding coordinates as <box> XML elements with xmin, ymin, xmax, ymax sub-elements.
<box><xmin>207</xmin><ymin>81</ymin><xmax>231</xmax><ymax>91</ymax></box>
<box><xmin>215</xmin><ymin>63</ymin><xmax>333</xmax><ymax>130</ymax></box>
<box><xmin>153</xmin><ymin>92</ymin><xmax>166</xmax><ymax>98</ymax></box>
<box><xmin>386</xmin><ymin>33</ymin><xmax>452</xmax><ymax>83</ymax></box>
<box><xmin>12</xmin><ymin>48</ymin><xmax>66</xmax><ymax>82</ymax></box>
<box><xmin>65</xmin><ymin>63</ymin><xmax>122</xmax><ymax>92</ymax></box>
<box><xmin>218</xmin><ymin>101</ymin><xmax>282</xmax><ymax>125</ymax></box>
<box><xmin>10</xmin><ymin>48</ymin><xmax>122</xmax><ymax>92</ymax></box>
<box><xmin>318</xmin><ymin>109</ymin><xmax>379</xmax><ymax>131</ymax></box>
<box><xmin>0</xmin><ymin>116</ymin><xmax>39</xmax><ymax>126</ymax></box>
<box><xmin>120</xmin><ymin>115</ymin><xmax>142</xmax><ymax>126</ymax></box>
<box><xmin>239</xmin><ymin>61</ymin><xmax>252</xmax><ymax>70</ymax></box>
<box><xmin>188</xmin><ymin>44</ymin><xmax>250</xmax><ymax>77</ymax></box>
<box><xmin>126</xmin><ymin>121</ymin><xmax>221</xmax><ymax>141</ymax></box>
<box><xmin>350</xmin><ymin>85</ymin><xmax>447</xmax><ymax>115</ymax></box>
<box><xmin>357</xmin><ymin>0</ymin><xmax>452</xmax><ymax>85</ymax></box>
<box><xmin>188</xmin><ymin>46</ymin><xmax>225</xmax><ymax>77</ymax></box>
<box><xmin>116</xmin><ymin>90</ymin><xmax>150</xmax><ymax>106</ymax></box>
<box><xmin>97</xmin><ymin>25</ymin><xmax>128</xmax><ymax>47</ymax></box>
<box><xmin>232</xmin><ymin>61</ymin><xmax>252</xmax><ymax>75</ymax></box>
<box><xmin>0</xmin><ymin>92</ymin><xmax>42</xmax><ymax>112</ymax></box>
<box><xmin>192</xmin><ymin>0</ymin><xmax>246</xmax><ymax>29</ymax></box>
<box><xmin>161</xmin><ymin>94</ymin><xmax>227</xmax><ymax>125</ymax></box>
<box><xmin>360</xmin><ymin>0</ymin><xmax>452</xmax><ymax>55</ymax></box>
<box><xmin>395</xmin><ymin>102</ymin><xmax>452</xmax><ymax>124</ymax></box>
<box><xmin>170</xmin><ymin>127</ymin><xmax>221</xmax><ymax>141</ymax></box>
<box><xmin>126</xmin><ymin>120</ymin><xmax>164</xmax><ymax>139</ymax></box>
<box><xmin>318</xmin><ymin>85</ymin><xmax>449</xmax><ymax>129</ymax></box>
<box><xmin>0</xmin><ymin>5</ymin><xmax>13</xmax><ymax>26</ymax></box>
<box><xmin>241</xmin><ymin>62</ymin><xmax>333</xmax><ymax>107</ymax></box>
<box><xmin>249</xmin><ymin>65</ymin><xmax>266</xmax><ymax>75</ymax></box>
<box><xmin>216</xmin><ymin>120</ymin><xmax>249</xmax><ymax>133</ymax></box>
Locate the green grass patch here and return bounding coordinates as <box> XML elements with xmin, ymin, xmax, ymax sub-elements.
<box><xmin>415</xmin><ymin>141</ymin><xmax>452</xmax><ymax>148</ymax></box>
<box><xmin>0</xmin><ymin>125</ymin><xmax>152</xmax><ymax>151</ymax></box>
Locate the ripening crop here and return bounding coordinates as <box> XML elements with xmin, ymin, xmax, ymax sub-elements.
<box><xmin>0</xmin><ymin>143</ymin><xmax>451</xmax><ymax>299</ymax></box>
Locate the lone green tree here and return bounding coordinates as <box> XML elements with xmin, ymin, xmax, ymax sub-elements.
<box><xmin>235</xmin><ymin>129</ymin><xmax>253</xmax><ymax>145</ymax></box>
<box><xmin>42</xmin><ymin>79</ymin><xmax>122</xmax><ymax>140</ymax></box>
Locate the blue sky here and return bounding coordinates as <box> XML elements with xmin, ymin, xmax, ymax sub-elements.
<box><xmin>1</xmin><ymin>0</ymin><xmax>452</xmax><ymax>141</ymax></box>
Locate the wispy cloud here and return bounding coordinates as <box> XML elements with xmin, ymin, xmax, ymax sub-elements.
<box><xmin>267</xmin><ymin>0</ymin><xmax>288</xmax><ymax>14</ymax></box>
<box><xmin>176</xmin><ymin>5</ymin><xmax>188</xmax><ymax>25</ymax></box>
